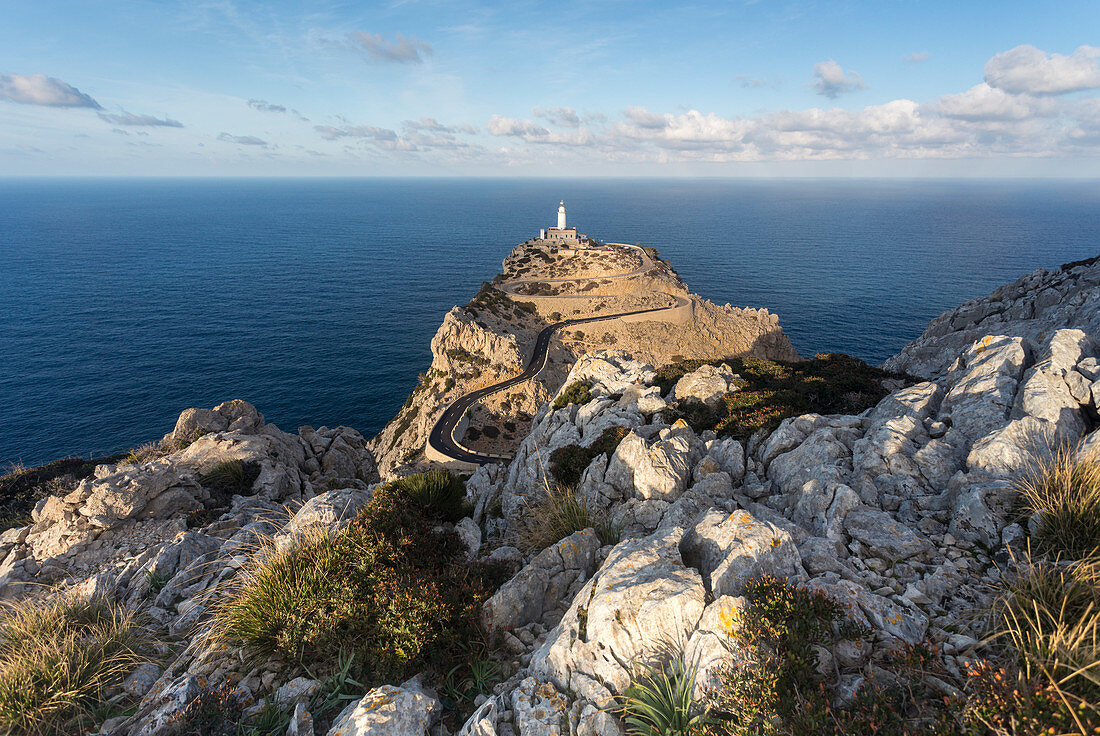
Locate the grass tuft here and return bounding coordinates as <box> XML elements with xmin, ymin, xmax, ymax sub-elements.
<box><xmin>514</xmin><ymin>483</ymin><xmax>619</xmax><ymax>554</ymax></box>
<box><xmin>0</xmin><ymin>593</ymin><xmax>148</xmax><ymax>736</ymax></box>
<box><xmin>1017</xmin><ymin>443</ymin><xmax>1100</xmax><ymax>559</ymax></box>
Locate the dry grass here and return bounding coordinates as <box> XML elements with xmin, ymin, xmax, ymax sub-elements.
<box><xmin>513</xmin><ymin>482</ymin><xmax>619</xmax><ymax>554</ymax></box>
<box><xmin>0</xmin><ymin>593</ymin><xmax>148</xmax><ymax>735</ymax></box>
<box><xmin>997</xmin><ymin>554</ymin><xmax>1100</xmax><ymax>708</ymax></box>
<box><xmin>1017</xmin><ymin>442</ymin><xmax>1100</xmax><ymax>560</ymax></box>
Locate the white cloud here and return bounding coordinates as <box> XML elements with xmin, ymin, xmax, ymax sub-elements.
<box><xmin>218</xmin><ymin>133</ymin><xmax>267</xmax><ymax>146</ymax></box>
<box><xmin>904</xmin><ymin>52</ymin><xmax>930</xmax><ymax>63</ymax></box>
<box><xmin>0</xmin><ymin>73</ymin><xmax>100</xmax><ymax>108</ymax></box>
<box><xmin>928</xmin><ymin>83</ymin><xmax>1054</xmax><ymax>121</ymax></box>
<box><xmin>811</xmin><ymin>59</ymin><xmax>867</xmax><ymax>98</ymax></box>
<box><xmin>487</xmin><ymin>114</ymin><xmax>549</xmax><ymax>137</ymax></box>
<box><xmin>531</xmin><ymin>106</ymin><xmax>581</xmax><ymax>127</ymax></box>
<box><xmin>348</xmin><ymin>32</ymin><xmax>432</xmax><ymax>63</ymax></box>
<box><xmin>985</xmin><ymin>45</ymin><xmax>1100</xmax><ymax>95</ymax></box>
<box><xmin>98</xmin><ymin>111</ymin><xmax>183</xmax><ymax>127</ymax></box>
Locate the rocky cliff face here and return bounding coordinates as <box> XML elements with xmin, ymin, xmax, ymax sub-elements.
<box><xmin>368</xmin><ymin>239</ymin><xmax>798</xmax><ymax>476</ymax></box>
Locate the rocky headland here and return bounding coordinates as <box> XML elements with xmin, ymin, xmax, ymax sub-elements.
<box><xmin>1</xmin><ymin>247</ymin><xmax>1099</xmax><ymax>736</ymax></box>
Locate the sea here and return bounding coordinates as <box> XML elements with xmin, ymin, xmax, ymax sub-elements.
<box><xmin>2</xmin><ymin>178</ymin><xmax>1098</xmax><ymax>468</ymax></box>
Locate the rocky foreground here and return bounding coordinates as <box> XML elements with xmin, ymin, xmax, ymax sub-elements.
<box><xmin>1</xmin><ymin>255</ymin><xmax>1098</xmax><ymax>735</ymax></box>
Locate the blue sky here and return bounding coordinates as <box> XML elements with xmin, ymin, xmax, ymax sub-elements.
<box><xmin>1</xmin><ymin>1</ymin><xmax>1098</xmax><ymax>176</ymax></box>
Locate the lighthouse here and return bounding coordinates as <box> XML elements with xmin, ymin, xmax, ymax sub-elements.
<box><xmin>540</xmin><ymin>199</ymin><xmax>581</xmax><ymax>245</ymax></box>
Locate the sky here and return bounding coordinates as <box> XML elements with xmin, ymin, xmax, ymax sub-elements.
<box><xmin>1</xmin><ymin>0</ymin><xmax>1099</xmax><ymax>177</ymax></box>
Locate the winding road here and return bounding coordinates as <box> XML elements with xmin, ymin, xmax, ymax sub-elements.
<box><xmin>427</xmin><ymin>244</ymin><xmax>689</xmax><ymax>466</ymax></box>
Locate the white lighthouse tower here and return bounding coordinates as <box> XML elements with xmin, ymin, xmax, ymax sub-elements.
<box><xmin>557</xmin><ymin>200</ymin><xmax>567</xmax><ymax>230</ymax></box>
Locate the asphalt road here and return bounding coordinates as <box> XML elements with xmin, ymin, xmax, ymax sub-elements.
<box><xmin>427</xmin><ymin>295</ymin><xmax>689</xmax><ymax>465</ymax></box>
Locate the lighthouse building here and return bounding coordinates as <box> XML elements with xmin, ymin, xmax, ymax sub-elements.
<box><xmin>540</xmin><ymin>200</ymin><xmax>582</xmax><ymax>244</ymax></box>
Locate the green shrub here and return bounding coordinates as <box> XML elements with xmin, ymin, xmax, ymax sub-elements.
<box><xmin>214</xmin><ymin>471</ymin><xmax>501</xmax><ymax>687</ymax></box>
<box><xmin>482</xmin><ymin>425</ymin><xmax>500</xmax><ymax>439</ymax></box>
<box><xmin>549</xmin><ymin>426</ymin><xmax>630</xmax><ymax>486</ymax></box>
<box><xmin>656</xmin><ymin>354</ymin><xmax>903</xmax><ymax>440</ymax></box>
<box><xmin>0</xmin><ymin>594</ymin><xmax>148</xmax><ymax>736</ymax></box>
<box><xmin>553</xmin><ymin>381</ymin><xmax>593</xmax><ymax>410</ymax></box>
<box><xmin>514</xmin><ymin>484</ymin><xmax>618</xmax><ymax>553</ymax></box>
<box><xmin>374</xmin><ymin>469</ymin><xmax>469</xmax><ymax>523</ymax></box>
<box><xmin>1017</xmin><ymin>443</ymin><xmax>1100</xmax><ymax>559</ymax></box>
<box><xmin>622</xmin><ymin>656</ymin><xmax>710</xmax><ymax>735</ymax></box>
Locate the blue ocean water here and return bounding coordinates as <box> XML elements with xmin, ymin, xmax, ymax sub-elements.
<box><xmin>1</xmin><ymin>178</ymin><xmax>1097</xmax><ymax>467</ymax></box>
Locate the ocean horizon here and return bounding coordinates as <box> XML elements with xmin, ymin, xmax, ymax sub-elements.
<box><xmin>2</xmin><ymin>177</ymin><xmax>1098</xmax><ymax>467</ymax></box>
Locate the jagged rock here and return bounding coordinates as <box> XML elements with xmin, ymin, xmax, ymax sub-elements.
<box><xmin>483</xmin><ymin>530</ymin><xmax>600</xmax><ymax>631</ymax></box>
<box><xmin>792</xmin><ymin>480</ymin><xmax>861</xmax><ymax>542</ymax></box>
<box><xmin>809</xmin><ymin>578</ymin><xmax>928</xmax><ymax>644</ymax></box>
<box><xmin>843</xmin><ymin>507</ymin><xmax>932</xmax><ymax>561</ymax></box>
<box><xmin>122</xmin><ymin>663</ymin><xmax>163</xmax><ymax>698</ymax></box>
<box><xmin>326</xmin><ymin>676</ymin><xmax>441</xmax><ymax>736</ymax></box>
<box><xmin>670</xmin><ymin>363</ymin><xmax>738</xmax><ymax>406</ymax></box>
<box><xmin>683</xmin><ymin>595</ymin><xmax>749</xmax><ymax>700</ymax></box>
<box><xmin>511</xmin><ymin>678</ymin><xmax>570</xmax><ymax>736</ymax></box>
<box><xmin>276</xmin><ymin>488</ymin><xmax>372</xmax><ymax>551</ymax></box>
<box><xmin>455</xmin><ymin>517</ymin><xmax>482</xmax><ymax>560</ymax></box>
<box><xmin>939</xmin><ymin>335</ymin><xmax>1029</xmax><ymax>442</ymax></box>
<box><xmin>680</xmin><ymin>509</ymin><xmax>804</xmax><ymax>597</ymax></box>
<box><xmin>533</xmin><ymin>527</ymin><xmax>706</xmax><ymax>701</ymax></box>
<box><xmin>605</xmin><ymin>427</ymin><xmax>702</xmax><ymax>501</ymax></box>
<box><xmin>457</xmin><ymin>697</ymin><xmax>499</xmax><ymax>736</ymax></box>
<box><xmin>275</xmin><ymin>677</ymin><xmax>321</xmax><ymax>707</ymax></box>
<box><xmin>767</xmin><ymin>419</ymin><xmax>860</xmax><ymax>496</ymax></box>
<box><xmin>886</xmin><ymin>258</ymin><xmax>1100</xmax><ymax>379</ymax></box>
<box><xmin>701</xmin><ymin>437</ymin><xmax>745</xmax><ymax>484</ymax></box>
<box><xmin>288</xmin><ymin>702</ymin><xmax>315</xmax><ymax>736</ymax></box>
<box><xmin>168</xmin><ymin>408</ymin><xmax>228</xmax><ymax>444</ymax></box>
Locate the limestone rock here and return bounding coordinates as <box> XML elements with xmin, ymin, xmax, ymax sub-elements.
<box><xmin>843</xmin><ymin>507</ymin><xmax>931</xmax><ymax>561</ymax></box>
<box><xmin>483</xmin><ymin>529</ymin><xmax>600</xmax><ymax>631</ymax></box>
<box><xmin>325</xmin><ymin>676</ymin><xmax>441</xmax><ymax>736</ymax></box>
<box><xmin>680</xmin><ymin>509</ymin><xmax>804</xmax><ymax>598</ymax></box>
<box><xmin>533</xmin><ymin>527</ymin><xmax>706</xmax><ymax>700</ymax></box>
<box><xmin>670</xmin><ymin>363</ymin><xmax>738</xmax><ymax>406</ymax></box>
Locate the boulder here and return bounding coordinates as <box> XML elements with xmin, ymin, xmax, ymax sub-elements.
<box><xmin>680</xmin><ymin>509</ymin><xmax>804</xmax><ymax>598</ymax></box>
<box><xmin>533</xmin><ymin>527</ymin><xmax>706</xmax><ymax>700</ymax></box>
<box><xmin>482</xmin><ymin>529</ymin><xmax>600</xmax><ymax>631</ymax></box>
<box><xmin>670</xmin><ymin>363</ymin><xmax>738</xmax><ymax>406</ymax></box>
<box><xmin>325</xmin><ymin>676</ymin><xmax>441</xmax><ymax>736</ymax></box>
<box><xmin>843</xmin><ymin>507</ymin><xmax>931</xmax><ymax>561</ymax></box>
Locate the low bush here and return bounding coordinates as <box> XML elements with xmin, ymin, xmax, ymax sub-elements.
<box><xmin>657</xmin><ymin>354</ymin><xmax>903</xmax><ymax>440</ymax></box>
<box><xmin>553</xmin><ymin>381</ymin><xmax>593</xmax><ymax>410</ymax></box>
<box><xmin>374</xmin><ymin>469</ymin><xmax>469</xmax><ymax>523</ymax></box>
<box><xmin>702</xmin><ymin>577</ymin><xmax>965</xmax><ymax>736</ymax></box>
<box><xmin>0</xmin><ymin>593</ymin><xmax>148</xmax><ymax>735</ymax></box>
<box><xmin>1017</xmin><ymin>443</ymin><xmax>1100</xmax><ymax>559</ymax></box>
<box><xmin>514</xmin><ymin>483</ymin><xmax>619</xmax><ymax>554</ymax></box>
<box><xmin>549</xmin><ymin>426</ymin><xmax>630</xmax><ymax>486</ymax></box>
<box><xmin>214</xmin><ymin>471</ymin><xmax>500</xmax><ymax>688</ymax></box>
